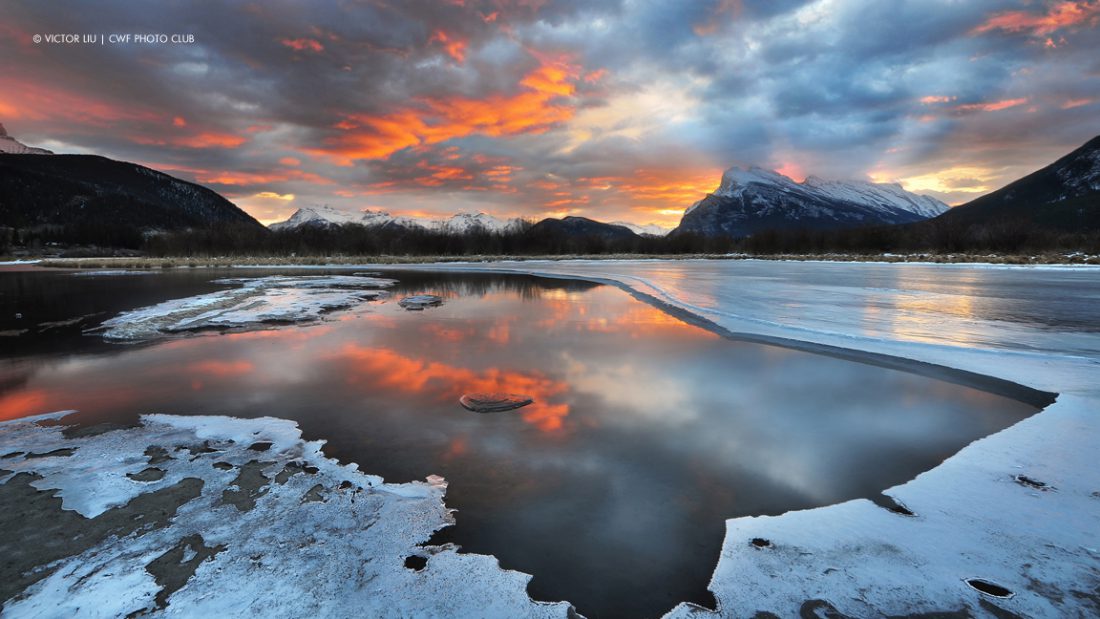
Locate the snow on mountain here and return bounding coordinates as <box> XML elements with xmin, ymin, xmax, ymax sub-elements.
<box><xmin>0</xmin><ymin>124</ymin><xmax>53</xmax><ymax>155</ymax></box>
<box><xmin>269</xmin><ymin>207</ymin><xmax>526</xmax><ymax>234</ymax></box>
<box><xmin>675</xmin><ymin>165</ymin><xmax>949</xmax><ymax>237</ymax></box>
<box><xmin>801</xmin><ymin>176</ymin><xmax>949</xmax><ymax>218</ymax></box>
<box><xmin>609</xmin><ymin>221</ymin><xmax>672</xmax><ymax>237</ymax></box>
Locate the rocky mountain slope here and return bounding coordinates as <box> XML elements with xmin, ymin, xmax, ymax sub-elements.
<box><xmin>674</xmin><ymin>166</ymin><xmax>948</xmax><ymax>237</ymax></box>
<box><xmin>937</xmin><ymin>135</ymin><xmax>1100</xmax><ymax>231</ymax></box>
<box><xmin>0</xmin><ymin>154</ymin><xmax>263</xmax><ymax>231</ymax></box>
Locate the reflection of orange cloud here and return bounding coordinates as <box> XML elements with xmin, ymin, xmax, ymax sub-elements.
<box><xmin>336</xmin><ymin>344</ymin><xmax>570</xmax><ymax>432</ymax></box>
<box><xmin>0</xmin><ymin>390</ymin><xmax>48</xmax><ymax>421</ymax></box>
<box><xmin>308</xmin><ymin>55</ymin><xmax>580</xmax><ymax>164</ymax></box>
<box><xmin>185</xmin><ymin>360</ymin><xmax>255</xmax><ymax>377</ymax></box>
<box><xmin>971</xmin><ymin>1</ymin><xmax>1100</xmax><ymax>36</ymax></box>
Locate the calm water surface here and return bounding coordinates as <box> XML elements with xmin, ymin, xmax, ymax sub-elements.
<box><xmin>0</xmin><ymin>267</ymin><xmax>1039</xmax><ymax>618</ymax></box>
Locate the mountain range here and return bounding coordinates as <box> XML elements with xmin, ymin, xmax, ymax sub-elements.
<box><xmin>269</xmin><ymin>205</ymin><xmax>527</xmax><ymax>235</ymax></box>
<box><xmin>672</xmin><ymin>167</ymin><xmax>949</xmax><ymax>237</ymax></box>
<box><xmin>2</xmin><ymin>123</ymin><xmax>1097</xmax><ymax>247</ymax></box>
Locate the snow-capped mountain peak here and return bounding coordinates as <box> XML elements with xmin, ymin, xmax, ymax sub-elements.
<box><xmin>609</xmin><ymin>221</ymin><xmax>672</xmax><ymax>236</ymax></box>
<box><xmin>269</xmin><ymin>207</ymin><xmax>526</xmax><ymax>233</ymax></box>
<box><xmin>675</xmin><ymin>165</ymin><xmax>949</xmax><ymax>237</ymax></box>
<box><xmin>0</xmin><ymin>124</ymin><xmax>54</xmax><ymax>155</ymax></box>
<box><xmin>801</xmin><ymin>176</ymin><xmax>949</xmax><ymax>218</ymax></box>
<box><xmin>715</xmin><ymin>166</ymin><xmax>799</xmax><ymax>198</ymax></box>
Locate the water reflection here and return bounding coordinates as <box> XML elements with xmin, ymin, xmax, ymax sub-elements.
<box><xmin>0</xmin><ymin>269</ymin><xmax>1038</xmax><ymax>618</ymax></box>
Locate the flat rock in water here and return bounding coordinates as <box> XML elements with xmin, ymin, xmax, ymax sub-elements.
<box><xmin>398</xmin><ymin>295</ymin><xmax>444</xmax><ymax>311</ymax></box>
<box><xmin>459</xmin><ymin>393</ymin><xmax>534</xmax><ymax>413</ymax></box>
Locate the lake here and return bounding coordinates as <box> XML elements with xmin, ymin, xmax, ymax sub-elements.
<box><xmin>0</xmin><ymin>266</ymin><xmax>1040</xmax><ymax>618</ymax></box>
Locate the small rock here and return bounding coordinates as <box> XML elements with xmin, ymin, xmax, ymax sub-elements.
<box><xmin>459</xmin><ymin>393</ymin><xmax>534</xmax><ymax>413</ymax></box>
<box><xmin>398</xmin><ymin>295</ymin><xmax>444</xmax><ymax>311</ymax></box>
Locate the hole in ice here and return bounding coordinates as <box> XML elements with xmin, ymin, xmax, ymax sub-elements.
<box><xmin>404</xmin><ymin>555</ymin><xmax>428</xmax><ymax>571</ymax></box>
<box><xmin>127</xmin><ymin>467</ymin><xmax>166</xmax><ymax>482</ymax></box>
<box><xmin>750</xmin><ymin>538</ymin><xmax>771</xmax><ymax>548</ymax></box>
<box><xmin>459</xmin><ymin>393</ymin><xmax>534</xmax><ymax>413</ymax></box>
<box><xmin>248</xmin><ymin>442</ymin><xmax>273</xmax><ymax>452</ymax></box>
<box><xmin>872</xmin><ymin>494</ymin><xmax>916</xmax><ymax>516</ymax></box>
<box><xmin>398</xmin><ymin>294</ymin><xmax>444</xmax><ymax>311</ymax></box>
<box><xmin>1014</xmin><ymin>474</ymin><xmax>1053</xmax><ymax>491</ymax></box>
<box><xmin>213</xmin><ymin>462</ymin><xmax>234</xmax><ymax>471</ymax></box>
<box><xmin>25</xmin><ymin>448</ymin><xmax>75</xmax><ymax>459</ymax></box>
<box><xmin>965</xmin><ymin>578</ymin><xmax>1014</xmax><ymax>598</ymax></box>
<box><xmin>1</xmin><ymin>451</ymin><xmax>24</xmax><ymax>459</ymax></box>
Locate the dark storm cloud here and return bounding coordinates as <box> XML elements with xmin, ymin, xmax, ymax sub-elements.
<box><xmin>1</xmin><ymin>0</ymin><xmax>1098</xmax><ymax>222</ymax></box>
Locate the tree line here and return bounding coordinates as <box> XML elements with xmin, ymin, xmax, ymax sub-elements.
<box><xmin>3</xmin><ymin>216</ymin><xmax>1097</xmax><ymax>257</ymax></box>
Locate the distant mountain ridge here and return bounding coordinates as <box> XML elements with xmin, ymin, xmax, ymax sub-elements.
<box><xmin>674</xmin><ymin>166</ymin><xmax>949</xmax><ymax>237</ymax></box>
<box><xmin>937</xmin><ymin>135</ymin><xmax>1100</xmax><ymax>231</ymax></box>
<box><xmin>0</xmin><ymin>154</ymin><xmax>263</xmax><ymax>232</ymax></box>
<box><xmin>270</xmin><ymin>205</ymin><xmax>527</xmax><ymax>234</ymax></box>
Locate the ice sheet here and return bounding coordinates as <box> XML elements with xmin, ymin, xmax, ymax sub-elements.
<box><xmin>98</xmin><ymin>275</ymin><xmax>396</xmax><ymax>340</ymax></box>
<box><xmin>0</xmin><ymin>413</ymin><xmax>573</xmax><ymax>618</ymax></box>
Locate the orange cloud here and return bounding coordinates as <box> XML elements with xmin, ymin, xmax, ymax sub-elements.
<box><xmin>279</xmin><ymin>156</ymin><xmax>301</xmax><ymax>166</ymax></box>
<box><xmin>0</xmin><ymin>81</ymin><xmax>159</xmax><ymax>125</ymax></box>
<box><xmin>693</xmin><ymin>0</ymin><xmax>743</xmax><ymax>36</ymax></box>
<box><xmin>971</xmin><ymin>1</ymin><xmax>1100</xmax><ymax>36</ymax></box>
<box><xmin>1062</xmin><ymin>97</ymin><xmax>1095</xmax><ymax>109</ymax></box>
<box><xmin>430</xmin><ymin>30</ymin><xmax>468</xmax><ymax>63</ymax></box>
<box><xmin>308</xmin><ymin>55</ymin><xmax>581</xmax><ymax>164</ymax></box>
<box><xmin>953</xmin><ymin>97</ymin><xmax>1029</xmax><ymax>113</ymax></box>
<box><xmin>919</xmin><ymin>95</ymin><xmax>956</xmax><ymax>104</ymax></box>
<box><xmin>154</xmin><ymin>165</ymin><xmax>334</xmax><ymax>187</ymax></box>
<box><xmin>281</xmin><ymin>38</ymin><xmax>324</xmax><ymax>53</ymax></box>
<box><xmin>173</xmin><ymin>116</ymin><xmax>188</xmax><ymax>127</ymax></box>
<box><xmin>132</xmin><ymin>131</ymin><xmax>247</xmax><ymax>149</ymax></box>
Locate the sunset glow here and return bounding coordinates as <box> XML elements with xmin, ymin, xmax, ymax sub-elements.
<box><xmin>1</xmin><ymin>1</ymin><xmax>1097</xmax><ymax>221</ymax></box>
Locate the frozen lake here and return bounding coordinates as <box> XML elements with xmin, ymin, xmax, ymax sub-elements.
<box><xmin>0</xmin><ymin>266</ymin><xmax>1049</xmax><ymax>618</ymax></box>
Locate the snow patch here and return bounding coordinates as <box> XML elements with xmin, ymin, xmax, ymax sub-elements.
<box><xmin>97</xmin><ymin>275</ymin><xmax>396</xmax><ymax>340</ymax></box>
<box><xmin>0</xmin><ymin>412</ymin><xmax>573</xmax><ymax>617</ymax></box>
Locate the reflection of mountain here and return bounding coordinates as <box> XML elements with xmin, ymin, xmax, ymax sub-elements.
<box><xmin>379</xmin><ymin>270</ymin><xmax>601</xmax><ymax>301</ymax></box>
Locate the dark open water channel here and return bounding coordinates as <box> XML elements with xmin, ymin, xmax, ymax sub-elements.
<box><xmin>0</xmin><ymin>267</ymin><xmax>1039</xmax><ymax>618</ymax></box>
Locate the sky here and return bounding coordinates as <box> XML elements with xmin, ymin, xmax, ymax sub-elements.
<box><xmin>1</xmin><ymin>1</ymin><xmax>1098</xmax><ymax>227</ymax></box>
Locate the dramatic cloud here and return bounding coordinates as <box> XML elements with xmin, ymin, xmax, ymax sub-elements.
<box><xmin>1</xmin><ymin>0</ymin><xmax>1098</xmax><ymax>225</ymax></box>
